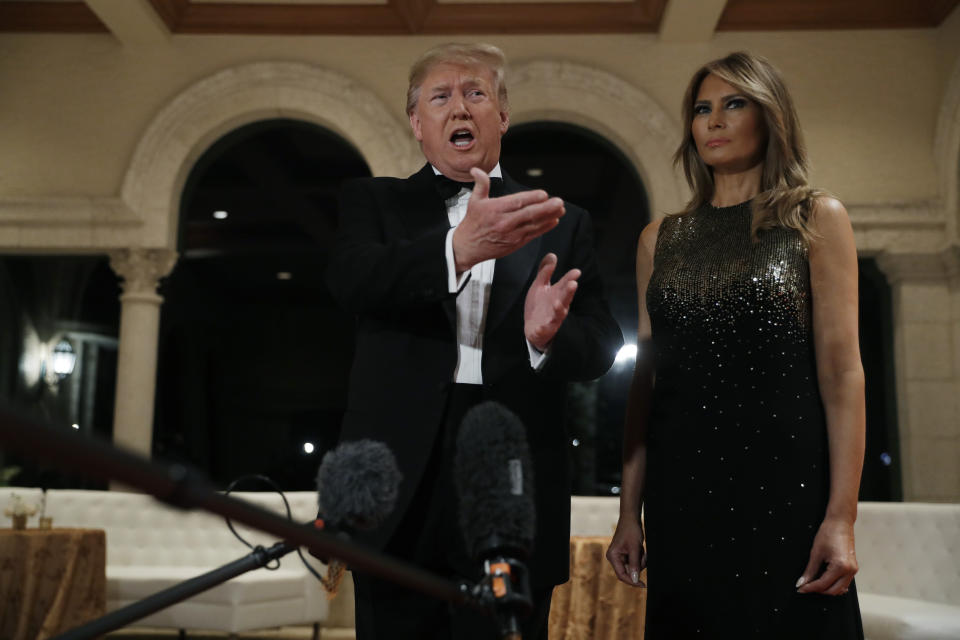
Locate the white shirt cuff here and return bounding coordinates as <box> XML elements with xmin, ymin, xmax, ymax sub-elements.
<box><xmin>445</xmin><ymin>228</ymin><xmax>471</xmax><ymax>293</ymax></box>
<box><xmin>526</xmin><ymin>339</ymin><xmax>550</xmax><ymax>371</ymax></box>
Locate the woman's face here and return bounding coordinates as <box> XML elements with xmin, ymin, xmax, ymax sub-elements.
<box><xmin>691</xmin><ymin>73</ymin><xmax>767</xmax><ymax>174</ymax></box>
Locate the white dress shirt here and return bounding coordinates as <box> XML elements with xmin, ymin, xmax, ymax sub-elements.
<box><xmin>436</xmin><ymin>164</ymin><xmax>548</xmax><ymax>384</ymax></box>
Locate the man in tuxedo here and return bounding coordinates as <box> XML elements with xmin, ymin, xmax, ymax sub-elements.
<box><xmin>327</xmin><ymin>43</ymin><xmax>622</xmax><ymax>639</ymax></box>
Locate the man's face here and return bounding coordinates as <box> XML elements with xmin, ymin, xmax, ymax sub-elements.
<box><xmin>409</xmin><ymin>63</ymin><xmax>509</xmax><ymax>182</ymax></box>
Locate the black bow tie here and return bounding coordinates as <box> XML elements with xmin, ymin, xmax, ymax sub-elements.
<box><xmin>434</xmin><ymin>173</ymin><xmax>504</xmax><ymax>201</ymax></box>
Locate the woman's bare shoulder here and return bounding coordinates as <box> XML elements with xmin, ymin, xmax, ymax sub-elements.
<box><xmin>638</xmin><ymin>216</ymin><xmax>665</xmax><ymax>258</ymax></box>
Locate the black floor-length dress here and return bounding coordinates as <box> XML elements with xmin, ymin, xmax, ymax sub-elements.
<box><xmin>643</xmin><ymin>201</ymin><xmax>863</xmax><ymax>639</ymax></box>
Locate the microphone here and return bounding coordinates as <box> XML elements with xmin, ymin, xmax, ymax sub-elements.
<box><xmin>454</xmin><ymin>401</ymin><xmax>535</xmax><ymax>640</ymax></box>
<box><xmin>311</xmin><ymin>439</ymin><xmax>402</xmax><ymax>592</ymax></box>
<box><xmin>316</xmin><ymin>438</ymin><xmax>402</xmax><ymax>533</ymax></box>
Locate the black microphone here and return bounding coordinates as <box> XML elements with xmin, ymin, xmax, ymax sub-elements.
<box><xmin>310</xmin><ymin>439</ymin><xmax>402</xmax><ymax>592</ymax></box>
<box><xmin>454</xmin><ymin>401</ymin><xmax>535</xmax><ymax>640</ymax></box>
<box><xmin>315</xmin><ymin>438</ymin><xmax>402</xmax><ymax>533</ymax></box>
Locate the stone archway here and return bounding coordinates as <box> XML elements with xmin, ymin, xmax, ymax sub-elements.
<box><xmin>108</xmin><ymin>62</ymin><xmax>418</xmax><ymax>457</ymax></box>
<box><xmin>120</xmin><ymin>61</ymin><xmax>419</xmax><ymax>249</ymax></box>
<box><xmin>508</xmin><ymin>60</ymin><xmax>687</xmax><ymax>218</ymax></box>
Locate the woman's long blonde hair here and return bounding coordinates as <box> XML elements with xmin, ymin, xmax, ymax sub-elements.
<box><xmin>674</xmin><ymin>51</ymin><xmax>820</xmax><ymax>244</ymax></box>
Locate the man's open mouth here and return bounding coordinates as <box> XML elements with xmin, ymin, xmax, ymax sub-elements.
<box><xmin>450</xmin><ymin>129</ymin><xmax>474</xmax><ymax>148</ymax></box>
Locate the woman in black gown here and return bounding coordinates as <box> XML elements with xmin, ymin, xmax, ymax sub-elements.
<box><xmin>606</xmin><ymin>52</ymin><xmax>865</xmax><ymax>638</ymax></box>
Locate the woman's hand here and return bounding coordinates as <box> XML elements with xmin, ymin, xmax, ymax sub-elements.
<box><xmin>796</xmin><ymin>516</ymin><xmax>858</xmax><ymax>595</ymax></box>
<box><xmin>606</xmin><ymin>515</ymin><xmax>647</xmax><ymax>587</ymax></box>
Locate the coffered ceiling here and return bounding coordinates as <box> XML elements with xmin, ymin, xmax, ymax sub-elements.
<box><xmin>0</xmin><ymin>0</ymin><xmax>956</xmax><ymax>39</ymax></box>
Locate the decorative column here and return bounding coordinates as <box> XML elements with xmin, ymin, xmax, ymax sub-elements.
<box><xmin>876</xmin><ymin>248</ymin><xmax>960</xmax><ymax>502</ymax></box>
<box><xmin>108</xmin><ymin>248</ymin><xmax>177</xmax><ymax>458</ymax></box>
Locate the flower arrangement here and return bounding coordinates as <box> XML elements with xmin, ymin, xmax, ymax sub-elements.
<box><xmin>5</xmin><ymin>493</ymin><xmax>37</xmax><ymax>528</ymax></box>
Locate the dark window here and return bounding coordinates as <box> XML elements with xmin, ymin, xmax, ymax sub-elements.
<box><xmin>156</xmin><ymin>119</ymin><xmax>370</xmax><ymax>489</ymax></box>
<box><xmin>858</xmin><ymin>258</ymin><xmax>900</xmax><ymax>500</ymax></box>
<box><xmin>502</xmin><ymin>121</ymin><xmax>649</xmax><ymax>496</ymax></box>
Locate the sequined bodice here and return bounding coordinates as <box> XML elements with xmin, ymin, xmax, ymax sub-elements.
<box><xmin>648</xmin><ymin>201</ymin><xmax>811</xmax><ymax>356</ymax></box>
<box><xmin>645</xmin><ymin>199</ymin><xmax>821</xmax><ymax>439</ymax></box>
<box><xmin>646</xmin><ymin>200</ymin><xmax>819</xmax><ymax>409</ymax></box>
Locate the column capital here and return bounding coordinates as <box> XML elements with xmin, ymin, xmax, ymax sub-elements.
<box><xmin>875</xmin><ymin>246</ymin><xmax>960</xmax><ymax>284</ymax></box>
<box><xmin>108</xmin><ymin>248</ymin><xmax>178</xmax><ymax>299</ymax></box>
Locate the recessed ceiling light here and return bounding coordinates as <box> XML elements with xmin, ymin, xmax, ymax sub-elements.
<box><xmin>525</xmin><ymin>168</ymin><xmax>544</xmax><ymax>177</ymax></box>
<box><xmin>213</xmin><ymin>210</ymin><xmax>228</xmax><ymax>220</ymax></box>
<box><xmin>276</xmin><ymin>272</ymin><xmax>292</xmax><ymax>280</ymax></box>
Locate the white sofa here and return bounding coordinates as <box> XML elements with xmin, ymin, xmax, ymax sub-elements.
<box><xmin>5</xmin><ymin>487</ymin><xmax>352</xmax><ymax>636</ymax></box>
<box><xmin>568</xmin><ymin>497</ymin><xmax>960</xmax><ymax>639</ymax></box>
<box><xmin>7</xmin><ymin>489</ymin><xmax>957</xmax><ymax>638</ymax></box>
<box><xmin>854</xmin><ymin>502</ymin><xmax>960</xmax><ymax>640</ymax></box>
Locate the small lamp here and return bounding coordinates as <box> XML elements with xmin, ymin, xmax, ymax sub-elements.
<box><xmin>51</xmin><ymin>337</ymin><xmax>76</xmax><ymax>378</ymax></box>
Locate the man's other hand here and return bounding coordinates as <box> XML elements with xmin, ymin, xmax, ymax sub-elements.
<box><xmin>452</xmin><ymin>168</ymin><xmax>565</xmax><ymax>274</ymax></box>
<box><xmin>524</xmin><ymin>253</ymin><xmax>580</xmax><ymax>352</ymax></box>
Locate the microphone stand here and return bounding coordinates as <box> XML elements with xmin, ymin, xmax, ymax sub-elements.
<box><xmin>54</xmin><ymin>540</ymin><xmax>298</xmax><ymax>640</ymax></box>
<box><xmin>470</xmin><ymin>552</ymin><xmax>533</xmax><ymax>640</ymax></box>
<box><xmin>0</xmin><ymin>407</ymin><xmax>478</xmax><ymax>635</ymax></box>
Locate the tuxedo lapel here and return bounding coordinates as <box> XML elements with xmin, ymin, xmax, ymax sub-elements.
<box><xmin>485</xmin><ymin>171</ymin><xmax>540</xmax><ymax>335</ymax></box>
<box><xmin>402</xmin><ymin>164</ymin><xmax>450</xmax><ymax>238</ymax></box>
<box><xmin>404</xmin><ymin>164</ymin><xmax>458</xmax><ymax>330</ymax></box>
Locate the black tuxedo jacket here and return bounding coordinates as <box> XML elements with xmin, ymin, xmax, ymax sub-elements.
<box><xmin>326</xmin><ymin>163</ymin><xmax>622</xmax><ymax>587</ymax></box>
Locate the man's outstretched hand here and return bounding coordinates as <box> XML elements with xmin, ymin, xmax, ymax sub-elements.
<box><xmin>452</xmin><ymin>168</ymin><xmax>565</xmax><ymax>274</ymax></box>
<box><xmin>524</xmin><ymin>253</ymin><xmax>580</xmax><ymax>352</ymax></box>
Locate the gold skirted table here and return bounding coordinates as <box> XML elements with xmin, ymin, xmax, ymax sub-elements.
<box><xmin>0</xmin><ymin>528</ymin><xmax>106</xmax><ymax>640</ymax></box>
<box><xmin>549</xmin><ymin>536</ymin><xmax>647</xmax><ymax>639</ymax></box>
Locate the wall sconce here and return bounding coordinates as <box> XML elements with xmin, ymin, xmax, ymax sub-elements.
<box><xmin>50</xmin><ymin>337</ymin><xmax>76</xmax><ymax>379</ymax></box>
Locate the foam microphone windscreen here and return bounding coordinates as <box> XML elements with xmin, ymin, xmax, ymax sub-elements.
<box><xmin>454</xmin><ymin>401</ymin><xmax>536</xmax><ymax>560</ymax></box>
<box><xmin>316</xmin><ymin>439</ymin><xmax>402</xmax><ymax>531</ymax></box>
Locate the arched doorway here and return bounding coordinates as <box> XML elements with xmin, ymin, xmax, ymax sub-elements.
<box><xmin>502</xmin><ymin>121</ymin><xmax>649</xmax><ymax>495</ymax></box>
<box><xmin>155</xmin><ymin>119</ymin><xmax>371</xmax><ymax>489</ymax></box>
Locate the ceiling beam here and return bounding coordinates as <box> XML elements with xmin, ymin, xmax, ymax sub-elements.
<box><xmin>424</xmin><ymin>1</ymin><xmax>664</xmax><ymax>35</ymax></box>
<box><xmin>175</xmin><ymin>3</ymin><xmax>407</xmax><ymax>35</ymax></box>
<box><xmin>658</xmin><ymin>0</ymin><xmax>726</xmax><ymax>42</ymax></box>
<box><xmin>83</xmin><ymin>0</ymin><xmax>170</xmax><ymax>44</ymax></box>
<box><xmin>717</xmin><ymin>0</ymin><xmax>957</xmax><ymax>30</ymax></box>
<box><xmin>163</xmin><ymin>0</ymin><xmax>666</xmax><ymax>35</ymax></box>
<box><xmin>0</xmin><ymin>2</ymin><xmax>107</xmax><ymax>33</ymax></box>
<box><xmin>391</xmin><ymin>0</ymin><xmax>435</xmax><ymax>33</ymax></box>
<box><xmin>147</xmin><ymin>0</ymin><xmax>189</xmax><ymax>31</ymax></box>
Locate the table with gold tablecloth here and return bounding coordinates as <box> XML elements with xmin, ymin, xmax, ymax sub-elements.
<box><xmin>549</xmin><ymin>536</ymin><xmax>647</xmax><ymax>640</ymax></box>
<box><xmin>0</xmin><ymin>528</ymin><xmax>106</xmax><ymax>640</ymax></box>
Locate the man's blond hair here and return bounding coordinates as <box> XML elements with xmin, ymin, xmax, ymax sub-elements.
<box><xmin>406</xmin><ymin>43</ymin><xmax>509</xmax><ymax>115</ymax></box>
